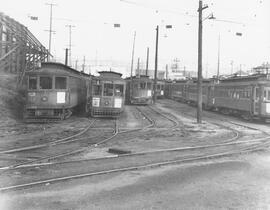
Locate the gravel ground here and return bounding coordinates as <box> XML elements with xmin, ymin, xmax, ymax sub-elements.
<box><xmin>1</xmin><ymin>152</ymin><xmax>270</xmax><ymax>210</ymax></box>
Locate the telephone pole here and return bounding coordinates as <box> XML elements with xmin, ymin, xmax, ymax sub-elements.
<box><xmin>146</xmin><ymin>47</ymin><xmax>149</xmax><ymax>76</ymax></box>
<box><xmin>230</xmin><ymin>60</ymin><xmax>234</xmax><ymax>75</ymax></box>
<box><xmin>75</xmin><ymin>59</ymin><xmax>78</xmax><ymax>70</ymax></box>
<box><xmin>45</xmin><ymin>3</ymin><xmax>57</xmax><ymax>59</ymax></box>
<box><xmin>130</xmin><ymin>31</ymin><xmax>136</xmax><ymax>101</ymax></box>
<box><xmin>217</xmin><ymin>33</ymin><xmax>221</xmax><ymax>78</ymax></box>
<box><xmin>130</xmin><ymin>31</ymin><xmax>136</xmax><ymax>78</ymax></box>
<box><xmin>166</xmin><ymin>64</ymin><xmax>168</xmax><ymax>80</ymax></box>
<box><xmin>82</xmin><ymin>56</ymin><xmax>86</xmax><ymax>72</ymax></box>
<box><xmin>153</xmin><ymin>25</ymin><xmax>159</xmax><ymax>104</ymax></box>
<box><xmin>65</xmin><ymin>24</ymin><xmax>75</xmax><ymax>67</ymax></box>
<box><xmin>137</xmin><ymin>57</ymin><xmax>140</xmax><ymax>76</ymax></box>
<box><xmin>197</xmin><ymin>0</ymin><xmax>208</xmax><ymax>123</ymax></box>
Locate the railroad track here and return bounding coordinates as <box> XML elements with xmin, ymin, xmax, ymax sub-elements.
<box><xmin>0</xmin><ymin>107</ymin><xmax>156</xmax><ymax>170</ymax></box>
<box><xmin>138</xmin><ymin>105</ymin><xmax>180</xmax><ymax>129</ymax></box>
<box><xmin>0</xmin><ymin>119</ymin><xmax>116</xmax><ymax>170</ymax></box>
<box><xmin>1</xmin><ymin>129</ymin><xmax>270</xmax><ymax>192</ymax></box>
<box><xmin>1</xmin><ymin>104</ymin><xmax>268</xmax><ymax>191</ymax></box>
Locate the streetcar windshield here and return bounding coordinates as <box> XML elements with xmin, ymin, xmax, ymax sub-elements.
<box><xmin>140</xmin><ymin>82</ymin><xmax>146</xmax><ymax>89</ymax></box>
<box><xmin>114</xmin><ymin>84</ymin><xmax>124</xmax><ymax>97</ymax></box>
<box><xmin>147</xmin><ymin>82</ymin><xmax>152</xmax><ymax>89</ymax></box>
<box><xmin>55</xmin><ymin>77</ymin><xmax>67</xmax><ymax>89</ymax></box>
<box><xmin>263</xmin><ymin>88</ymin><xmax>270</xmax><ymax>101</ymax></box>
<box><xmin>29</xmin><ymin>76</ymin><xmax>37</xmax><ymax>90</ymax></box>
<box><xmin>93</xmin><ymin>85</ymin><xmax>102</xmax><ymax>96</ymax></box>
<box><xmin>104</xmin><ymin>83</ymin><xmax>113</xmax><ymax>96</ymax></box>
<box><xmin>40</xmin><ymin>76</ymin><xmax>52</xmax><ymax>89</ymax></box>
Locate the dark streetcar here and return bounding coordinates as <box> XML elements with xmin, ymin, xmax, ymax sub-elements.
<box><xmin>87</xmin><ymin>71</ymin><xmax>126</xmax><ymax>117</ymax></box>
<box><xmin>24</xmin><ymin>62</ymin><xmax>91</xmax><ymax>122</ymax></box>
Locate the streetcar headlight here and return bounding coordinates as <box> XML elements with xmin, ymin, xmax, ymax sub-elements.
<box><xmin>41</xmin><ymin>96</ymin><xmax>48</xmax><ymax>102</ymax></box>
<box><xmin>114</xmin><ymin>98</ymin><xmax>122</xmax><ymax>108</ymax></box>
<box><xmin>92</xmin><ymin>97</ymin><xmax>100</xmax><ymax>107</ymax></box>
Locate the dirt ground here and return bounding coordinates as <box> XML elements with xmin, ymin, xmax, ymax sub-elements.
<box><xmin>1</xmin><ymin>152</ymin><xmax>270</xmax><ymax>210</ymax></box>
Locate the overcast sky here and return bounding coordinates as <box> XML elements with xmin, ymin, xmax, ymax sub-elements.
<box><xmin>2</xmin><ymin>0</ymin><xmax>270</xmax><ymax>77</ymax></box>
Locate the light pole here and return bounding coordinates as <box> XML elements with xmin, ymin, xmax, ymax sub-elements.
<box><xmin>153</xmin><ymin>25</ymin><xmax>159</xmax><ymax>104</ymax></box>
<box><xmin>197</xmin><ymin>0</ymin><xmax>208</xmax><ymax>123</ymax></box>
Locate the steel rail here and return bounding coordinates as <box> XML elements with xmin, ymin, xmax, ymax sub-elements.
<box><xmin>0</xmin><ymin>109</ymin><xmax>153</xmax><ymax>170</ymax></box>
<box><xmin>0</xmin><ymin>119</ymin><xmax>96</xmax><ymax>155</ymax></box>
<box><xmin>1</xmin><ymin>138</ymin><xmax>269</xmax><ymax>192</ymax></box>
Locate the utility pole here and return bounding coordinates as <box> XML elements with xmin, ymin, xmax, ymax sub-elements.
<box><xmin>197</xmin><ymin>0</ymin><xmax>208</xmax><ymax>123</ymax></box>
<box><xmin>82</xmin><ymin>56</ymin><xmax>86</xmax><ymax>72</ymax></box>
<box><xmin>65</xmin><ymin>48</ymin><xmax>68</xmax><ymax>65</ymax></box>
<box><xmin>137</xmin><ymin>57</ymin><xmax>140</xmax><ymax>76</ymax></box>
<box><xmin>230</xmin><ymin>60</ymin><xmax>234</xmax><ymax>75</ymax></box>
<box><xmin>95</xmin><ymin>50</ymin><xmax>98</xmax><ymax>67</ymax></box>
<box><xmin>146</xmin><ymin>47</ymin><xmax>149</xmax><ymax>76</ymax></box>
<box><xmin>130</xmin><ymin>31</ymin><xmax>136</xmax><ymax>101</ymax></box>
<box><xmin>65</xmin><ymin>24</ymin><xmax>75</xmax><ymax>67</ymax></box>
<box><xmin>153</xmin><ymin>25</ymin><xmax>159</xmax><ymax>104</ymax></box>
<box><xmin>75</xmin><ymin>59</ymin><xmax>78</xmax><ymax>70</ymax></box>
<box><xmin>217</xmin><ymin>33</ymin><xmax>220</xmax><ymax>78</ymax></box>
<box><xmin>45</xmin><ymin>3</ymin><xmax>57</xmax><ymax>59</ymax></box>
<box><xmin>130</xmin><ymin>31</ymin><xmax>136</xmax><ymax>78</ymax></box>
<box><xmin>166</xmin><ymin>64</ymin><xmax>168</xmax><ymax>80</ymax></box>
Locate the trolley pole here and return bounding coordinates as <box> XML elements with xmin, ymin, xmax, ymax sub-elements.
<box><xmin>197</xmin><ymin>0</ymin><xmax>208</xmax><ymax>123</ymax></box>
<box><xmin>153</xmin><ymin>25</ymin><xmax>159</xmax><ymax>104</ymax></box>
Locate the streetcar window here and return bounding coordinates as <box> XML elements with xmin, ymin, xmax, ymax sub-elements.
<box><xmin>157</xmin><ymin>84</ymin><xmax>160</xmax><ymax>90</ymax></box>
<box><xmin>40</xmin><ymin>76</ymin><xmax>52</xmax><ymax>89</ymax></box>
<box><xmin>104</xmin><ymin>83</ymin><xmax>113</xmax><ymax>96</ymax></box>
<box><xmin>55</xmin><ymin>77</ymin><xmax>67</xmax><ymax>89</ymax></box>
<box><xmin>115</xmin><ymin>84</ymin><xmax>124</xmax><ymax>97</ymax></box>
<box><xmin>255</xmin><ymin>88</ymin><xmax>260</xmax><ymax>99</ymax></box>
<box><xmin>93</xmin><ymin>85</ymin><xmax>102</xmax><ymax>96</ymax></box>
<box><xmin>140</xmin><ymin>82</ymin><xmax>146</xmax><ymax>89</ymax></box>
<box><xmin>268</xmin><ymin>91</ymin><xmax>270</xmax><ymax>100</ymax></box>
<box><xmin>147</xmin><ymin>82</ymin><xmax>152</xmax><ymax>89</ymax></box>
<box><xmin>133</xmin><ymin>84</ymin><xmax>139</xmax><ymax>89</ymax></box>
<box><xmin>29</xmin><ymin>77</ymin><xmax>37</xmax><ymax>90</ymax></box>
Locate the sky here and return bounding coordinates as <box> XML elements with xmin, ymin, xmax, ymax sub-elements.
<box><xmin>2</xmin><ymin>0</ymin><xmax>270</xmax><ymax>77</ymax></box>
